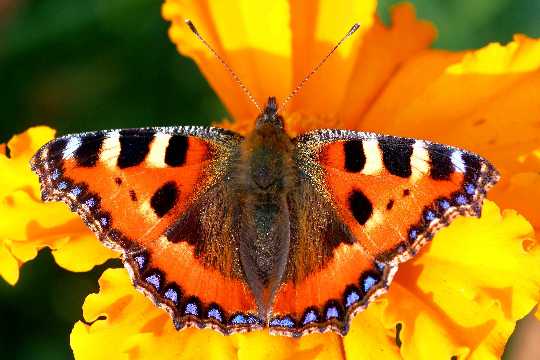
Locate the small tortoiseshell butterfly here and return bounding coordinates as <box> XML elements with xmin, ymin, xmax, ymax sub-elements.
<box><xmin>30</xmin><ymin>22</ymin><xmax>499</xmax><ymax>337</ymax></box>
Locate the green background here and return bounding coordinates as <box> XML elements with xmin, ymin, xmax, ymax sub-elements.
<box><xmin>0</xmin><ymin>0</ymin><xmax>538</xmax><ymax>358</ymax></box>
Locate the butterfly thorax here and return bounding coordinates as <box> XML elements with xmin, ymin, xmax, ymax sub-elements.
<box><xmin>243</xmin><ymin>97</ymin><xmax>292</xmax><ymax>194</ymax></box>
<box><xmin>235</xmin><ymin>97</ymin><xmax>296</xmax><ymax>318</ymax></box>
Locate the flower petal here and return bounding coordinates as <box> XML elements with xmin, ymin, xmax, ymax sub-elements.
<box><xmin>286</xmin><ymin>0</ymin><xmax>377</xmax><ymax>118</ymax></box>
<box><xmin>492</xmin><ymin>172</ymin><xmax>540</xmax><ymax>233</ymax></box>
<box><xmin>0</xmin><ymin>242</ymin><xmax>20</xmax><ymax>285</ymax></box>
<box><xmin>71</xmin><ymin>268</ymin><xmax>346</xmax><ymax>360</ymax></box>
<box><xmin>293</xmin><ymin>3</ymin><xmax>435</xmax><ymax>129</ymax></box>
<box><xmin>163</xmin><ymin>0</ymin><xmax>293</xmax><ymax>122</ymax></box>
<box><xmin>0</xmin><ymin>127</ymin><xmax>116</xmax><ymax>285</ymax></box>
<box><xmin>384</xmin><ymin>200</ymin><xmax>539</xmax><ymax>358</ymax></box>
<box><xmin>343</xmin><ymin>301</ymin><xmax>402</xmax><ymax>359</ymax></box>
<box><xmin>51</xmin><ymin>226</ymin><xmax>117</xmax><ymax>273</ymax></box>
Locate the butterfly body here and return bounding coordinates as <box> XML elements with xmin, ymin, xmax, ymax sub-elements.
<box><xmin>236</xmin><ymin>97</ymin><xmax>295</xmax><ymax>318</ymax></box>
<box><xmin>31</xmin><ymin>97</ymin><xmax>499</xmax><ymax>336</ymax></box>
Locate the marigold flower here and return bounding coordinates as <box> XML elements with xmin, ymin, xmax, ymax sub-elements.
<box><xmin>2</xmin><ymin>0</ymin><xmax>540</xmax><ymax>359</ymax></box>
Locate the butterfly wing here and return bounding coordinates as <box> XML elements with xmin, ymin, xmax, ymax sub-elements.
<box><xmin>31</xmin><ymin>126</ymin><xmax>263</xmax><ymax>333</ymax></box>
<box><xmin>269</xmin><ymin>130</ymin><xmax>499</xmax><ymax>336</ymax></box>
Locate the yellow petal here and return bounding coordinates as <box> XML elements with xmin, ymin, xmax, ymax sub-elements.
<box><xmin>51</xmin><ymin>228</ymin><xmax>117</xmax><ymax>272</ymax></box>
<box><xmin>384</xmin><ymin>200</ymin><xmax>539</xmax><ymax>358</ymax></box>
<box><xmin>286</xmin><ymin>0</ymin><xmax>377</xmax><ymax>118</ymax></box>
<box><xmin>344</xmin><ymin>301</ymin><xmax>402</xmax><ymax>359</ymax></box>
<box><xmin>0</xmin><ymin>127</ymin><xmax>116</xmax><ymax>285</ymax></box>
<box><xmin>0</xmin><ymin>242</ymin><xmax>20</xmax><ymax>285</ymax></box>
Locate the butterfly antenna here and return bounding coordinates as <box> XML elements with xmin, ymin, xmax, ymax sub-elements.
<box><xmin>185</xmin><ymin>19</ymin><xmax>262</xmax><ymax>113</ymax></box>
<box><xmin>279</xmin><ymin>23</ymin><xmax>360</xmax><ymax>112</ymax></box>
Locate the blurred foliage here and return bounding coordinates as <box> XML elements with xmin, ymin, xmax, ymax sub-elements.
<box><xmin>0</xmin><ymin>0</ymin><xmax>226</xmax><ymax>143</ymax></box>
<box><xmin>0</xmin><ymin>0</ymin><xmax>538</xmax><ymax>359</ymax></box>
<box><xmin>379</xmin><ymin>0</ymin><xmax>540</xmax><ymax>50</ymax></box>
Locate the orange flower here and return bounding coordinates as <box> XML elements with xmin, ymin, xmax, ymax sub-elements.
<box><xmin>2</xmin><ymin>0</ymin><xmax>539</xmax><ymax>359</ymax></box>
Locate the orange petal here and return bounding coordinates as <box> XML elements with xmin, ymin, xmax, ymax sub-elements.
<box><xmin>492</xmin><ymin>172</ymin><xmax>540</xmax><ymax>233</ymax></box>
<box><xmin>0</xmin><ymin>127</ymin><xmax>116</xmax><ymax>285</ymax></box>
<box><xmin>162</xmin><ymin>0</ymin><xmax>293</xmax><ymax>122</ymax></box>
<box><xmin>286</xmin><ymin>0</ymin><xmax>377</xmax><ymax>118</ymax></box>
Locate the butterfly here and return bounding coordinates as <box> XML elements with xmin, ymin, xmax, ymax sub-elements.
<box><xmin>30</xmin><ymin>95</ymin><xmax>499</xmax><ymax>337</ymax></box>
<box><xmin>30</xmin><ymin>21</ymin><xmax>499</xmax><ymax>337</ymax></box>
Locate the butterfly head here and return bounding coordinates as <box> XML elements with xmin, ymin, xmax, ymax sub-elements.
<box><xmin>256</xmin><ymin>97</ymin><xmax>284</xmax><ymax>130</ymax></box>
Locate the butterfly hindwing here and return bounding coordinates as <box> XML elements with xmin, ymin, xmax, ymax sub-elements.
<box><xmin>269</xmin><ymin>130</ymin><xmax>499</xmax><ymax>336</ymax></box>
<box><xmin>31</xmin><ymin>126</ymin><xmax>264</xmax><ymax>334</ymax></box>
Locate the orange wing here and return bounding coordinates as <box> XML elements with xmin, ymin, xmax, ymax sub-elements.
<box><xmin>269</xmin><ymin>130</ymin><xmax>499</xmax><ymax>336</ymax></box>
<box><xmin>31</xmin><ymin>126</ymin><xmax>263</xmax><ymax>334</ymax></box>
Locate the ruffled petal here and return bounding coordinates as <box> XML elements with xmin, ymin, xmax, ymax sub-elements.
<box><xmin>383</xmin><ymin>200</ymin><xmax>539</xmax><ymax>359</ymax></box>
<box><xmin>494</xmin><ymin>173</ymin><xmax>540</xmax><ymax>233</ymax></box>
<box><xmin>0</xmin><ymin>127</ymin><xmax>116</xmax><ymax>285</ymax></box>
<box><xmin>162</xmin><ymin>0</ymin><xmax>294</xmax><ymax>122</ymax></box>
<box><xmin>0</xmin><ymin>242</ymin><xmax>20</xmax><ymax>285</ymax></box>
<box><xmin>71</xmin><ymin>268</ymin><xmax>346</xmax><ymax>360</ymax></box>
<box><xmin>343</xmin><ymin>301</ymin><xmax>401</xmax><ymax>359</ymax></box>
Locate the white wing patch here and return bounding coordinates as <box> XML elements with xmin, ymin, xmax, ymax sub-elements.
<box><xmin>451</xmin><ymin>150</ymin><xmax>466</xmax><ymax>173</ymax></box>
<box><xmin>146</xmin><ymin>133</ymin><xmax>172</xmax><ymax>168</ymax></box>
<box><xmin>410</xmin><ymin>141</ymin><xmax>430</xmax><ymax>183</ymax></box>
<box><xmin>361</xmin><ymin>139</ymin><xmax>384</xmax><ymax>175</ymax></box>
<box><xmin>63</xmin><ymin>137</ymin><xmax>82</xmax><ymax>159</ymax></box>
<box><xmin>100</xmin><ymin>131</ymin><xmax>121</xmax><ymax>169</ymax></box>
